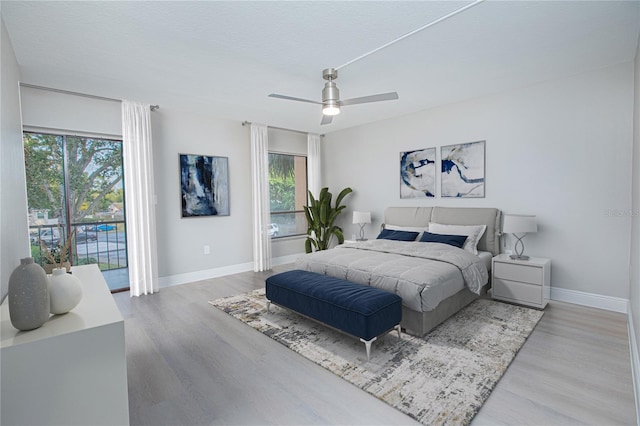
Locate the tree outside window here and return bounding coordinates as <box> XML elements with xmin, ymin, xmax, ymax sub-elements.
<box><xmin>268</xmin><ymin>153</ymin><xmax>307</xmax><ymax>238</ymax></box>
<box><xmin>24</xmin><ymin>132</ymin><xmax>124</xmax><ymax>224</ymax></box>
<box><xmin>24</xmin><ymin>132</ymin><xmax>127</xmax><ymax>273</ymax></box>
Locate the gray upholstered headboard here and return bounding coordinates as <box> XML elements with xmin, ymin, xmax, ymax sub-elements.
<box><xmin>384</xmin><ymin>206</ymin><xmax>501</xmax><ymax>255</ymax></box>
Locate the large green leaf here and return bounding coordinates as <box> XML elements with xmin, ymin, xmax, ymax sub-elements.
<box><xmin>303</xmin><ymin>206</ymin><xmax>313</xmax><ymax>224</ymax></box>
<box><xmin>319</xmin><ymin>202</ymin><xmax>329</xmax><ymax>226</ymax></box>
<box><xmin>335</xmin><ymin>187</ymin><xmax>353</xmax><ymax>208</ymax></box>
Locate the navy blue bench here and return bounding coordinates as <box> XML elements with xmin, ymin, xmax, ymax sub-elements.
<box><xmin>265</xmin><ymin>270</ymin><xmax>402</xmax><ymax>360</ymax></box>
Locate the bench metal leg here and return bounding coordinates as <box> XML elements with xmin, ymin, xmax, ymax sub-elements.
<box><xmin>359</xmin><ymin>337</ymin><xmax>377</xmax><ymax>361</ymax></box>
<box><xmin>395</xmin><ymin>324</ymin><xmax>401</xmax><ymax>339</ymax></box>
<box><xmin>266</xmin><ymin>299</ymin><xmax>271</xmax><ymax>313</ymax></box>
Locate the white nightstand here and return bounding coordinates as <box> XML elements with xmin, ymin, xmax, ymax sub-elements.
<box><xmin>491</xmin><ymin>254</ymin><xmax>551</xmax><ymax>309</ymax></box>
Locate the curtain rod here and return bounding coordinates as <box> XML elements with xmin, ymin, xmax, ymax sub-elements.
<box><xmin>241</xmin><ymin>121</ymin><xmax>324</xmax><ymax>137</ymax></box>
<box><xmin>19</xmin><ymin>83</ymin><xmax>160</xmax><ymax>111</ymax></box>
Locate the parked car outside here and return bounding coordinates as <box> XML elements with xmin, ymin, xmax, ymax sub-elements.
<box><xmin>75</xmin><ymin>230</ymin><xmax>98</xmax><ymax>243</ymax></box>
<box><xmin>268</xmin><ymin>223</ymin><xmax>279</xmax><ymax>237</ymax></box>
<box><xmin>29</xmin><ymin>229</ymin><xmax>39</xmax><ymax>242</ymax></box>
<box><xmin>30</xmin><ymin>228</ymin><xmax>61</xmax><ymax>247</ymax></box>
<box><xmin>86</xmin><ymin>224</ymin><xmax>117</xmax><ymax>232</ymax></box>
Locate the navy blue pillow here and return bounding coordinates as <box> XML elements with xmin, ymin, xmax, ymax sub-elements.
<box><xmin>419</xmin><ymin>231</ymin><xmax>467</xmax><ymax>248</ymax></box>
<box><xmin>376</xmin><ymin>229</ymin><xmax>419</xmax><ymax>241</ymax></box>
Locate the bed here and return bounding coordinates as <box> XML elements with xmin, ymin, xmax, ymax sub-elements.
<box><xmin>295</xmin><ymin>206</ymin><xmax>501</xmax><ymax>337</ymax></box>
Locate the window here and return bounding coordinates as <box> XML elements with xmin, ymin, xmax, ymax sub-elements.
<box><xmin>24</xmin><ymin>131</ymin><xmax>129</xmax><ymax>291</ymax></box>
<box><xmin>268</xmin><ymin>152</ymin><xmax>307</xmax><ymax>238</ymax></box>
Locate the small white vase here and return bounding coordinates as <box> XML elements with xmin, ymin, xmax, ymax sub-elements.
<box><xmin>48</xmin><ymin>268</ymin><xmax>83</xmax><ymax>315</ymax></box>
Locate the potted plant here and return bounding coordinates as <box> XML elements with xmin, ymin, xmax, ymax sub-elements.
<box><xmin>40</xmin><ymin>228</ymin><xmax>75</xmax><ymax>274</ymax></box>
<box><xmin>304</xmin><ymin>187</ymin><xmax>353</xmax><ymax>253</ymax></box>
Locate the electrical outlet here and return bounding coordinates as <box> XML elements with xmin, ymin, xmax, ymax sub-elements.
<box><xmin>505</xmin><ymin>249</ymin><xmax>513</xmax><ymax>255</ymax></box>
<box><xmin>203</xmin><ymin>245</ymin><xmax>210</xmax><ymax>255</ymax></box>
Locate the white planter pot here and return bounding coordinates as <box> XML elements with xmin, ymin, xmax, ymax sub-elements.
<box><xmin>48</xmin><ymin>268</ymin><xmax>83</xmax><ymax>315</ymax></box>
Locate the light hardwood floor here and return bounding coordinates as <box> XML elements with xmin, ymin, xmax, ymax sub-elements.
<box><xmin>113</xmin><ymin>265</ymin><xmax>637</xmax><ymax>425</ymax></box>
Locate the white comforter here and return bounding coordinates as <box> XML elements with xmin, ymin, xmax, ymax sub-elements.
<box><xmin>294</xmin><ymin>239</ymin><xmax>489</xmax><ymax>312</ymax></box>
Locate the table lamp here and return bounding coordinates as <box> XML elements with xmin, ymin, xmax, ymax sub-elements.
<box><xmin>353</xmin><ymin>211</ymin><xmax>371</xmax><ymax>241</ymax></box>
<box><xmin>502</xmin><ymin>214</ymin><xmax>537</xmax><ymax>260</ymax></box>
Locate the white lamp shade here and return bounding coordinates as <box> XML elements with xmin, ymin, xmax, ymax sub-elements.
<box><xmin>502</xmin><ymin>214</ymin><xmax>537</xmax><ymax>234</ymax></box>
<box><xmin>352</xmin><ymin>211</ymin><xmax>371</xmax><ymax>224</ymax></box>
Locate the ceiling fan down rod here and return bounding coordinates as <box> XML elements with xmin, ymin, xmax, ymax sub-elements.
<box><xmin>335</xmin><ymin>0</ymin><xmax>486</xmax><ymax>71</ymax></box>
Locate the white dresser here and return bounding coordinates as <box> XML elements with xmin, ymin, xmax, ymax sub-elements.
<box><xmin>492</xmin><ymin>254</ymin><xmax>551</xmax><ymax>309</ymax></box>
<box><xmin>1</xmin><ymin>264</ymin><xmax>130</xmax><ymax>425</ymax></box>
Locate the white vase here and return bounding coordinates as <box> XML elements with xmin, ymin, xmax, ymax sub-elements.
<box><xmin>48</xmin><ymin>268</ymin><xmax>83</xmax><ymax>315</ymax></box>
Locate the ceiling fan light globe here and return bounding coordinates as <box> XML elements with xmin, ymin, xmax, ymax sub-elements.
<box><xmin>322</xmin><ymin>105</ymin><xmax>340</xmax><ymax>116</ymax></box>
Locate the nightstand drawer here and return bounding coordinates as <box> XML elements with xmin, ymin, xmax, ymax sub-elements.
<box><xmin>493</xmin><ymin>278</ymin><xmax>542</xmax><ymax>305</ymax></box>
<box><xmin>494</xmin><ymin>262</ymin><xmax>542</xmax><ymax>285</ymax></box>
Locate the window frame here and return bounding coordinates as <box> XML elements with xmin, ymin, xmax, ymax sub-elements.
<box><xmin>23</xmin><ymin>130</ymin><xmax>129</xmax><ymax>277</ymax></box>
<box><xmin>268</xmin><ymin>151</ymin><xmax>308</xmax><ymax>239</ymax></box>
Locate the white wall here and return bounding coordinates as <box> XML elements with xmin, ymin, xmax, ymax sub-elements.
<box><xmin>268</xmin><ymin>128</ymin><xmax>306</xmax><ymax>155</ymax></box>
<box><xmin>153</xmin><ymin>122</ymin><xmax>308</xmax><ymax>279</ymax></box>
<box><xmin>630</xmin><ymin>27</ymin><xmax>640</xmax><ymax>413</ymax></box>
<box><xmin>20</xmin><ymin>86</ymin><xmax>121</xmax><ymax>137</ymax></box>
<box><xmin>323</xmin><ymin>62</ymin><xmax>634</xmax><ymax>300</ymax></box>
<box><xmin>152</xmin><ymin>108</ymin><xmax>253</xmax><ymax>278</ymax></box>
<box><xmin>0</xmin><ymin>17</ymin><xmax>29</xmax><ymax>300</ymax></box>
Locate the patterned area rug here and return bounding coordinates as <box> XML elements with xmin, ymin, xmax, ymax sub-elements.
<box><xmin>209</xmin><ymin>289</ymin><xmax>544</xmax><ymax>425</ymax></box>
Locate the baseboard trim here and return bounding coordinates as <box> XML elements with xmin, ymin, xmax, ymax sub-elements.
<box><xmin>158</xmin><ymin>261</ymin><xmax>254</xmax><ymax>288</ymax></box>
<box><xmin>628</xmin><ymin>302</ymin><xmax>640</xmax><ymax>424</ymax></box>
<box><xmin>157</xmin><ymin>254</ymin><xmax>300</xmax><ymax>288</ymax></box>
<box><xmin>271</xmin><ymin>254</ymin><xmax>301</xmax><ymax>266</ymax></box>
<box><xmin>550</xmin><ymin>287</ymin><xmax>628</xmax><ymax>313</ymax></box>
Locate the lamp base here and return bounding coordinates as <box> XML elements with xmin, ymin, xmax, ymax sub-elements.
<box><xmin>511</xmin><ymin>234</ymin><xmax>529</xmax><ymax>261</ymax></box>
<box><xmin>357</xmin><ymin>223</ymin><xmax>367</xmax><ymax>241</ymax></box>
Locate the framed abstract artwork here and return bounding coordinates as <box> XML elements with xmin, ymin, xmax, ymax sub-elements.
<box><xmin>441</xmin><ymin>140</ymin><xmax>485</xmax><ymax>198</ymax></box>
<box><xmin>179</xmin><ymin>154</ymin><xmax>230</xmax><ymax>217</ymax></box>
<box><xmin>400</xmin><ymin>148</ymin><xmax>436</xmax><ymax>198</ymax></box>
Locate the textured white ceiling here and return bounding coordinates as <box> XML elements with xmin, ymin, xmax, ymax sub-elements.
<box><xmin>2</xmin><ymin>1</ymin><xmax>639</xmax><ymax>134</ymax></box>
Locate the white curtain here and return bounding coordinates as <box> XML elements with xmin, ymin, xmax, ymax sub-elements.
<box><xmin>122</xmin><ymin>100</ymin><xmax>159</xmax><ymax>296</ymax></box>
<box><xmin>250</xmin><ymin>123</ymin><xmax>272</xmax><ymax>271</ymax></box>
<box><xmin>307</xmin><ymin>133</ymin><xmax>322</xmax><ymax>198</ymax></box>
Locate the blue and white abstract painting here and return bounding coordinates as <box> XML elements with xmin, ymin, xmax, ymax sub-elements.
<box><xmin>180</xmin><ymin>154</ymin><xmax>230</xmax><ymax>217</ymax></box>
<box><xmin>441</xmin><ymin>140</ymin><xmax>485</xmax><ymax>198</ymax></box>
<box><xmin>400</xmin><ymin>148</ymin><xmax>436</xmax><ymax>198</ymax></box>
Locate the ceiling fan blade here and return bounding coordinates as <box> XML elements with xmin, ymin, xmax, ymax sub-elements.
<box><xmin>268</xmin><ymin>93</ymin><xmax>322</xmax><ymax>105</ymax></box>
<box><xmin>340</xmin><ymin>92</ymin><xmax>399</xmax><ymax>106</ymax></box>
<box><xmin>320</xmin><ymin>114</ymin><xmax>333</xmax><ymax>125</ymax></box>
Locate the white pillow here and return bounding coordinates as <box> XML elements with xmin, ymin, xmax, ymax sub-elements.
<box><xmin>384</xmin><ymin>224</ymin><xmax>428</xmax><ymax>241</ymax></box>
<box><xmin>428</xmin><ymin>222</ymin><xmax>487</xmax><ymax>255</ymax></box>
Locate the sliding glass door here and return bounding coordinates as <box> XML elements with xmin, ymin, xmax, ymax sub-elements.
<box><xmin>24</xmin><ymin>132</ymin><xmax>129</xmax><ymax>291</ymax></box>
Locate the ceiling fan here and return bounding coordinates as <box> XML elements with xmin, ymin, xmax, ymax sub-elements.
<box><xmin>268</xmin><ymin>68</ymin><xmax>399</xmax><ymax>125</ymax></box>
